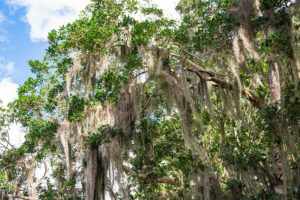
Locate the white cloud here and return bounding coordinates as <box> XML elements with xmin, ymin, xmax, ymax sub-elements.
<box><xmin>0</xmin><ymin>77</ymin><xmax>18</xmax><ymax>106</ymax></box>
<box><xmin>0</xmin><ymin>60</ymin><xmax>14</xmax><ymax>75</ymax></box>
<box><xmin>152</xmin><ymin>0</ymin><xmax>180</xmax><ymax>19</ymax></box>
<box><xmin>0</xmin><ymin>78</ymin><xmax>25</xmax><ymax>148</ymax></box>
<box><xmin>6</xmin><ymin>0</ymin><xmax>91</xmax><ymax>41</ymax></box>
<box><xmin>5</xmin><ymin>61</ymin><xmax>14</xmax><ymax>73</ymax></box>
<box><xmin>0</xmin><ymin>11</ymin><xmax>8</xmax><ymax>42</ymax></box>
<box><xmin>6</xmin><ymin>0</ymin><xmax>180</xmax><ymax>42</ymax></box>
<box><xmin>8</xmin><ymin>123</ymin><xmax>25</xmax><ymax>147</ymax></box>
<box><xmin>0</xmin><ymin>35</ymin><xmax>8</xmax><ymax>42</ymax></box>
<box><xmin>0</xmin><ymin>11</ymin><xmax>5</xmax><ymax>24</ymax></box>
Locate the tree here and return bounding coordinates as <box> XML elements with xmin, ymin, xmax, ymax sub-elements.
<box><xmin>1</xmin><ymin>0</ymin><xmax>299</xmax><ymax>199</ymax></box>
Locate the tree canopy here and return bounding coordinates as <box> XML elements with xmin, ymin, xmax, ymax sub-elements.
<box><xmin>0</xmin><ymin>0</ymin><xmax>300</xmax><ymax>199</ymax></box>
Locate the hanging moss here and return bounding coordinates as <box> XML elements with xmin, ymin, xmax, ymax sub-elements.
<box><xmin>85</xmin><ymin>124</ymin><xmax>123</xmax><ymax>146</ymax></box>
<box><xmin>2</xmin><ymin>0</ymin><xmax>300</xmax><ymax>199</ymax></box>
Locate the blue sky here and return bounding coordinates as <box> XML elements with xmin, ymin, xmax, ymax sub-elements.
<box><xmin>0</xmin><ymin>0</ymin><xmax>90</xmax><ymax>106</ymax></box>
<box><xmin>0</xmin><ymin>0</ymin><xmax>179</xmax><ymax>107</ymax></box>
<box><xmin>0</xmin><ymin>0</ymin><xmax>179</xmax><ymax>147</ymax></box>
<box><xmin>0</xmin><ymin>1</ymin><xmax>47</xmax><ymax>84</ymax></box>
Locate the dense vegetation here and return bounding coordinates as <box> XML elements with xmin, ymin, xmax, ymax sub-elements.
<box><xmin>0</xmin><ymin>0</ymin><xmax>300</xmax><ymax>199</ymax></box>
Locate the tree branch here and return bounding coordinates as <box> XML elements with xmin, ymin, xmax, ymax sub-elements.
<box><xmin>291</xmin><ymin>0</ymin><xmax>300</xmax><ymax>15</ymax></box>
<box><xmin>184</xmin><ymin>67</ymin><xmax>266</xmax><ymax>109</ymax></box>
<box><xmin>5</xmin><ymin>194</ymin><xmax>37</xmax><ymax>200</ymax></box>
<box><xmin>122</xmin><ymin>165</ymin><xmax>181</xmax><ymax>187</ymax></box>
<box><xmin>170</xmin><ymin>52</ymin><xmax>232</xmax><ymax>78</ymax></box>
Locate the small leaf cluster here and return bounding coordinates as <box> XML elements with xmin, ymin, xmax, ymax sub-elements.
<box><xmin>23</xmin><ymin>120</ymin><xmax>59</xmax><ymax>160</ymax></box>
<box><xmin>85</xmin><ymin>124</ymin><xmax>122</xmax><ymax>146</ymax></box>
<box><xmin>68</xmin><ymin>95</ymin><xmax>85</xmax><ymax>121</ymax></box>
<box><xmin>0</xmin><ymin>172</ymin><xmax>13</xmax><ymax>192</ymax></box>
<box><xmin>95</xmin><ymin>67</ymin><xmax>129</xmax><ymax>103</ymax></box>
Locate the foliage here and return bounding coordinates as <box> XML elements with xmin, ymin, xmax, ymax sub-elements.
<box><xmin>0</xmin><ymin>0</ymin><xmax>300</xmax><ymax>199</ymax></box>
<box><xmin>68</xmin><ymin>95</ymin><xmax>85</xmax><ymax>121</ymax></box>
<box><xmin>84</xmin><ymin>124</ymin><xmax>123</xmax><ymax>146</ymax></box>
